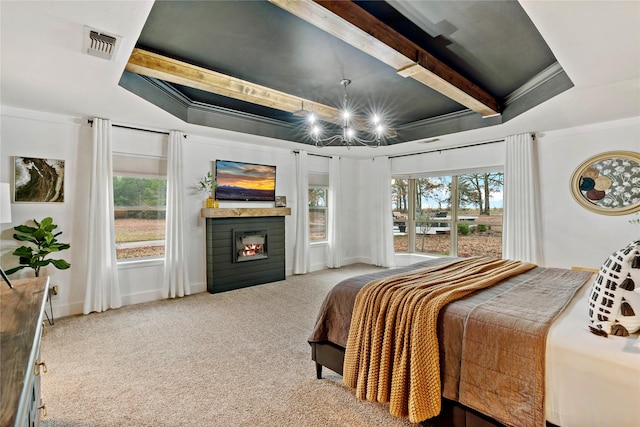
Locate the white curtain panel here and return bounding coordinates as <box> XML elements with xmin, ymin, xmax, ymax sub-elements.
<box><xmin>371</xmin><ymin>156</ymin><xmax>396</xmax><ymax>267</ymax></box>
<box><xmin>502</xmin><ymin>133</ymin><xmax>544</xmax><ymax>264</ymax></box>
<box><xmin>293</xmin><ymin>150</ymin><xmax>310</xmax><ymax>274</ymax></box>
<box><xmin>163</xmin><ymin>131</ymin><xmax>190</xmax><ymax>298</ymax></box>
<box><xmin>83</xmin><ymin>118</ymin><xmax>122</xmax><ymax>314</ymax></box>
<box><xmin>326</xmin><ymin>155</ymin><xmax>342</xmax><ymax>268</ymax></box>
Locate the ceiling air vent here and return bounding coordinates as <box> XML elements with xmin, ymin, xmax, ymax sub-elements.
<box><xmin>83</xmin><ymin>26</ymin><xmax>120</xmax><ymax>60</ymax></box>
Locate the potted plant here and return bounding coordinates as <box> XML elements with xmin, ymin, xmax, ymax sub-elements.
<box><xmin>198</xmin><ymin>171</ymin><xmax>218</xmax><ymax>208</ymax></box>
<box><xmin>5</xmin><ymin>217</ymin><xmax>71</xmax><ymax>278</ymax></box>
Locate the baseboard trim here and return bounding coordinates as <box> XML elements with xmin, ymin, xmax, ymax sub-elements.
<box><xmin>51</xmin><ymin>282</ymin><xmax>207</xmax><ymax>319</ymax></box>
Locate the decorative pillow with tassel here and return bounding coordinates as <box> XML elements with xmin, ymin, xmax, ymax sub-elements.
<box><xmin>588</xmin><ymin>239</ymin><xmax>640</xmax><ymax>338</ymax></box>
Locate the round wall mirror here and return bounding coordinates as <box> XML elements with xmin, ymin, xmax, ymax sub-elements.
<box><xmin>570</xmin><ymin>150</ymin><xmax>640</xmax><ymax>215</ymax></box>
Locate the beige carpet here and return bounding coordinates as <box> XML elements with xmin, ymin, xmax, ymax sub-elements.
<box><xmin>40</xmin><ymin>264</ymin><xmax>418</xmax><ymax>427</ymax></box>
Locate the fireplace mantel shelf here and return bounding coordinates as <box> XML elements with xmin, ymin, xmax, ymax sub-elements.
<box><xmin>201</xmin><ymin>207</ymin><xmax>291</xmax><ymax>218</ymax></box>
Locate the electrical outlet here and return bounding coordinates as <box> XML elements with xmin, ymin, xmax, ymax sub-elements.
<box><xmin>51</xmin><ymin>284</ymin><xmax>59</xmax><ymax>297</ymax></box>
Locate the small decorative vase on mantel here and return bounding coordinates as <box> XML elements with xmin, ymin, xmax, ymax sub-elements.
<box><xmin>206</xmin><ymin>195</ymin><xmax>219</xmax><ymax>208</ymax></box>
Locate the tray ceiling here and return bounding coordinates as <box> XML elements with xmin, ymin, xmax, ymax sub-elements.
<box><xmin>119</xmin><ymin>0</ymin><xmax>573</xmax><ymax>146</ymax></box>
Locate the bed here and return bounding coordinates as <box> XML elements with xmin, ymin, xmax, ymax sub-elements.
<box><xmin>308</xmin><ymin>256</ymin><xmax>640</xmax><ymax>427</ymax></box>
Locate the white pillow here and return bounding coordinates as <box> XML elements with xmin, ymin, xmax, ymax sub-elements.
<box><xmin>588</xmin><ymin>239</ymin><xmax>640</xmax><ymax>337</ymax></box>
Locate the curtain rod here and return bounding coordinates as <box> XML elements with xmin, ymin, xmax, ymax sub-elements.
<box><xmin>87</xmin><ymin>119</ymin><xmax>170</xmax><ymax>136</ymax></box>
<box><xmin>388</xmin><ymin>139</ymin><xmax>505</xmax><ymax>159</ymax></box>
<box><xmin>292</xmin><ymin>150</ymin><xmax>333</xmax><ymax>159</ymax></box>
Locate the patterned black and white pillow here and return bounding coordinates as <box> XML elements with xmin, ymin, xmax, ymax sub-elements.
<box><xmin>588</xmin><ymin>239</ymin><xmax>640</xmax><ymax>337</ymax></box>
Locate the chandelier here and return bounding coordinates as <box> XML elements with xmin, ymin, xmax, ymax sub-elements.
<box><xmin>305</xmin><ymin>79</ymin><xmax>386</xmax><ymax>148</ymax></box>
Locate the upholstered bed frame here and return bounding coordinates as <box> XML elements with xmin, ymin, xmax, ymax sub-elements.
<box><xmin>308</xmin><ymin>253</ymin><xmax>640</xmax><ymax>427</ymax></box>
<box><xmin>311</xmin><ymin>341</ymin><xmax>344</xmax><ymax>380</ymax></box>
<box><xmin>311</xmin><ymin>341</ymin><xmax>540</xmax><ymax>427</ymax></box>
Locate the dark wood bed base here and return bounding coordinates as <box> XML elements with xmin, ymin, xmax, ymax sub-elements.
<box><xmin>311</xmin><ymin>341</ymin><xmax>345</xmax><ymax>379</ymax></box>
<box><xmin>310</xmin><ymin>342</ymin><xmax>560</xmax><ymax>427</ymax></box>
<box><xmin>310</xmin><ymin>341</ymin><xmax>504</xmax><ymax>427</ymax></box>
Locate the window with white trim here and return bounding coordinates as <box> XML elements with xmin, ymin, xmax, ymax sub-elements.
<box><xmin>308</xmin><ymin>172</ymin><xmax>329</xmax><ymax>243</ymax></box>
<box><xmin>392</xmin><ymin>170</ymin><xmax>504</xmax><ymax>258</ymax></box>
<box><xmin>309</xmin><ymin>186</ymin><xmax>328</xmax><ymax>242</ymax></box>
<box><xmin>112</xmin><ymin>154</ymin><xmax>167</xmax><ymax>260</ymax></box>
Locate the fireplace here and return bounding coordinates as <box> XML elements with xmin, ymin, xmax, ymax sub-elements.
<box><xmin>205</xmin><ymin>215</ymin><xmax>286</xmax><ymax>293</ymax></box>
<box><xmin>234</xmin><ymin>230</ymin><xmax>267</xmax><ymax>262</ymax></box>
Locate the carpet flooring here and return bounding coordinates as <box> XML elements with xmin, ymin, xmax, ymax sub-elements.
<box><xmin>40</xmin><ymin>264</ymin><xmax>418</xmax><ymax>426</ymax></box>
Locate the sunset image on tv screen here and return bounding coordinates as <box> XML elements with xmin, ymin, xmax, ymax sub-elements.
<box><xmin>215</xmin><ymin>160</ymin><xmax>276</xmax><ymax>201</ymax></box>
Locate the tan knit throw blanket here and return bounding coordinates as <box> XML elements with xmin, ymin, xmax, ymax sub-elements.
<box><xmin>343</xmin><ymin>257</ymin><xmax>536</xmax><ymax>424</ymax></box>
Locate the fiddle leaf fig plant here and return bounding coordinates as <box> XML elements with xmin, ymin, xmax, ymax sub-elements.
<box><xmin>5</xmin><ymin>217</ymin><xmax>71</xmax><ymax>278</ymax></box>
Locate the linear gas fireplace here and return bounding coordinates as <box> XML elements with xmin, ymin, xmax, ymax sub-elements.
<box><xmin>235</xmin><ymin>230</ymin><xmax>268</xmax><ymax>262</ymax></box>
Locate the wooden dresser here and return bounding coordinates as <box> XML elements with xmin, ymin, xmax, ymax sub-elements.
<box><xmin>1</xmin><ymin>276</ymin><xmax>50</xmax><ymax>427</ymax></box>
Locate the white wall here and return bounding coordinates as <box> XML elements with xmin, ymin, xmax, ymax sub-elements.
<box><xmin>537</xmin><ymin>117</ymin><xmax>640</xmax><ymax>268</ymax></box>
<box><xmin>390</xmin><ymin>142</ymin><xmax>506</xmax><ymax>177</ymax></box>
<box><xmin>0</xmin><ymin>109</ymin><xmax>89</xmax><ymax>316</ymax></box>
<box><xmin>0</xmin><ymin>108</ymin><xmax>306</xmax><ymax>317</ymax></box>
<box><xmin>2</xmin><ymin>106</ymin><xmax>638</xmax><ymax>318</ymax></box>
<box><xmin>340</xmin><ymin>157</ymin><xmax>363</xmax><ymax>265</ymax></box>
<box><xmin>181</xmin><ymin>133</ymin><xmax>298</xmax><ymax>287</ymax></box>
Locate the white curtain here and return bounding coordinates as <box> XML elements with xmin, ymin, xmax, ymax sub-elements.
<box><xmin>293</xmin><ymin>151</ymin><xmax>310</xmax><ymax>274</ymax></box>
<box><xmin>326</xmin><ymin>155</ymin><xmax>342</xmax><ymax>268</ymax></box>
<box><xmin>163</xmin><ymin>131</ymin><xmax>190</xmax><ymax>298</ymax></box>
<box><xmin>371</xmin><ymin>156</ymin><xmax>396</xmax><ymax>267</ymax></box>
<box><xmin>83</xmin><ymin>118</ymin><xmax>122</xmax><ymax>314</ymax></box>
<box><xmin>502</xmin><ymin>133</ymin><xmax>544</xmax><ymax>264</ymax></box>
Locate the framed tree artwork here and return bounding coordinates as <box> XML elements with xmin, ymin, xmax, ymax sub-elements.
<box><xmin>14</xmin><ymin>156</ymin><xmax>65</xmax><ymax>203</ymax></box>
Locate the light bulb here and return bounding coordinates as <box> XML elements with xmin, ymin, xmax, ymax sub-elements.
<box><xmin>346</xmin><ymin>127</ymin><xmax>355</xmax><ymax>138</ymax></box>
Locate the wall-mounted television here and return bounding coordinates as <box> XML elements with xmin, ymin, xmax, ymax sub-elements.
<box><xmin>214</xmin><ymin>160</ymin><xmax>276</xmax><ymax>202</ymax></box>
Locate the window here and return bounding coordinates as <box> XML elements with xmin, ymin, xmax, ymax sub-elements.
<box><xmin>456</xmin><ymin>172</ymin><xmax>504</xmax><ymax>258</ymax></box>
<box><xmin>113</xmin><ymin>154</ymin><xmax>167</xmax><ymax>260</ymax></box>
<box><xmin>392</xmin><ymin>171</ymin><xmax>503</xmax><ymax>258</ymax></box>
<box><xmin>392</xmin><ymin>178</ymin><xmax>410</xmax><ymax>252</ymax></box>
<box><xmin>309</xmin><ymin>186</ymin><xmax>328</xmax><ymax>242</ymax></box>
